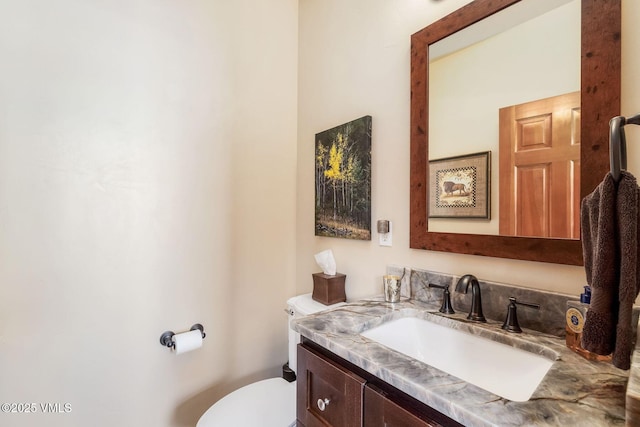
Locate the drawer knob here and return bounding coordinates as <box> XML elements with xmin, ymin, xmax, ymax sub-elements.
<box><xmin>317</xmin><ymin>398</ymin><xmax>330</xmax><ymax>411</ymax></box>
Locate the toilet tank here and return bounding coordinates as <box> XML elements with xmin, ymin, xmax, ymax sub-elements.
<box><xmin>286</xmin><ymin>294</ymin><xmax>344</xmax><ymax>374</ymax></box>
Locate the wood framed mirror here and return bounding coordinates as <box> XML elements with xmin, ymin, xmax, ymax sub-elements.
<box><xmin>410</xmin><ymin>0</ymin><xmax>620</xmax><ymax>265</ymax></box>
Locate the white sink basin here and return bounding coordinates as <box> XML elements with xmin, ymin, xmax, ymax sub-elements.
<box><xmin>360</xmin><ymin>316</ymin><xmax>554</xmax><ymax>402</ymax></box>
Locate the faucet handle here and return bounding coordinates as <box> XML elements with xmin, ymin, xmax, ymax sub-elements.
<box><xmin>428</xmin><ymin>283</ymin><xmax>455</xmax><ymax>314</ymax></box>
<box><xmin>501</xmin><ymin>297</ymin><xmax>540</xmax><ymax>333</ymax></box>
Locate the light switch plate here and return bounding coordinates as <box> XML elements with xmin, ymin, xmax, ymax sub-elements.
<box><xmin>379</xmin><ymin>221</ymin><xmax>392</xmax><ymax>247</ymax></box>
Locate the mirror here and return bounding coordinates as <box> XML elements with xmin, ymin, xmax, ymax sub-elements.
<box><xmin>429</xmin><ymin>0</ymin><xmax>580</xmax><ymax>238</ymax></box>
<box><xmin>410</xmin><ymin>0</ymin><xmax>621</xmax><ymax>265</ymax></box>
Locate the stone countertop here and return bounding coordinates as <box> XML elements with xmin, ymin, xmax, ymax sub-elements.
<box><xmin>292</xmin><ymin>297</ymin><xmax>629</xmax><ymax>427</ymax></box>
<box><xmin>627</xmin><ymin>319</ymin><xmax>640</xmax><ymax>423</ymax></box>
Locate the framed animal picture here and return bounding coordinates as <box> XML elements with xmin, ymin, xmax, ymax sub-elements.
<box><xmin>428</xmin><ymin>151</ymin><xmax>490</xmax><ymax>219</ymax></box>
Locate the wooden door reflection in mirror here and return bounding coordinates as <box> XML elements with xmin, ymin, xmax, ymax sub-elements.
<box><xmin>499</xmin><ymin>91</ymin><xmax>581</xmax><ymax>239</ymax></box>
<box><xmin>410</xmin><ymin>0</ymin><xmax>620</xmax><ymax>265</ymax></box>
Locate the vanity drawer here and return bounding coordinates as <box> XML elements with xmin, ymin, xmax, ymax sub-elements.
<box><xmin>364</xmin><ymin>383</ymin><xmax>456</xmax><ymax>427</ymax></box>
<box><xmin>297</xmin><ymin>343</ymin><xmax>365</xmax><ymax>427</ymax></box>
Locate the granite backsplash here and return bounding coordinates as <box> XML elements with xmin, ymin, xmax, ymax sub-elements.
<box><xmin>386</xmin><ymin>266</ymin><xmax>634</xmax><ymax>338</ymax></box>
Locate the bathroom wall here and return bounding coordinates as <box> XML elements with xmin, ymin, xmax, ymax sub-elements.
<box><xmin>297</xmin><ymin>0</ymin><xmax>640</xmax><ymax>301</ymax></box>
<box><xmin>0</xmin><ymin>1</ymin><xmax>297</xmax><ymax>426</ymax></box>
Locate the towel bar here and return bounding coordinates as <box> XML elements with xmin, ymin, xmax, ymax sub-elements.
<box><xmin>610</xmin><ymin>113</ymin><xmax>640</xmax><ymax>182</ymax></box>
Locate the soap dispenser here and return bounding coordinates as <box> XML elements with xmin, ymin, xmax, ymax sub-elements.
<box><xmin>565</xmin><ymin>286</ymin><xmax>611</xmax><ymax>362</ymax></box>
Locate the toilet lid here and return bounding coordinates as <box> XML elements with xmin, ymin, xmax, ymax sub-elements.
<box><xmin>196</xmin><ymin>377</ymin><xmax>296</xmax><ymax>427</ymax></box>
<box><xmin>287</xmin><ymin>293</ymin><xmax>345</xmax><ymax>316</ymax></box>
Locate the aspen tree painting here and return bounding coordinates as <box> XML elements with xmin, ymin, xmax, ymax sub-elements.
<box><xmin>315</xmin><ymin>116</ymin><xmax>371</xmax><ymax>240</ymax></box>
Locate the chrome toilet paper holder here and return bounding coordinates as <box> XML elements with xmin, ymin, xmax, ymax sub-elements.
<box><xmin>159</xmin><ymin>323</ymin><xmax>206</xmax><ymax>349</ymax></box>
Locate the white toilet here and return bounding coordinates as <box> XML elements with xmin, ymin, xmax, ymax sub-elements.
<box><xmin>196</xmin><ymin>294</ymin><xmax>344</xmax><ymax>427</ymax></box>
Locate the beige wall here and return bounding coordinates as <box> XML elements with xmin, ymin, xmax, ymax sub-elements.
<box><xmin>297</xmin><ymin>0</ymin><xmax>640</xmax><ymax>301</ymax></box>
<box><xmin>0</xmin><ymin>1</ymin><xmax>297</xmax><ymax>426</ymax></box>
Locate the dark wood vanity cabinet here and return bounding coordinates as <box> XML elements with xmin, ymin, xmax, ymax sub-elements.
<box><xmin>297</xmin><ymin>342</ymin><xmax>462</xmax><ymax>427</ymax></box>
<box><xmin>364</xmin><ymin>384</ymin><xmax>450</xmax><ymax>427</ymax></box>
<box><xmin>296</xmin><ymin>341</ymin><xmax>365</xmax><ymax>426</ymax></box>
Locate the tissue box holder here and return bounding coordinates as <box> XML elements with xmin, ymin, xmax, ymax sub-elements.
<box><xmin>312</xmin><ymin>273</ymin><xmax>346</xmax><ymax>305</ymax></box>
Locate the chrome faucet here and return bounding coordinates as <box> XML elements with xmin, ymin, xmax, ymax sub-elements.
<box><xmin>455</xmin><ymin>274</ymin><xmax>486</xmax><ymax>322</ymax></box>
